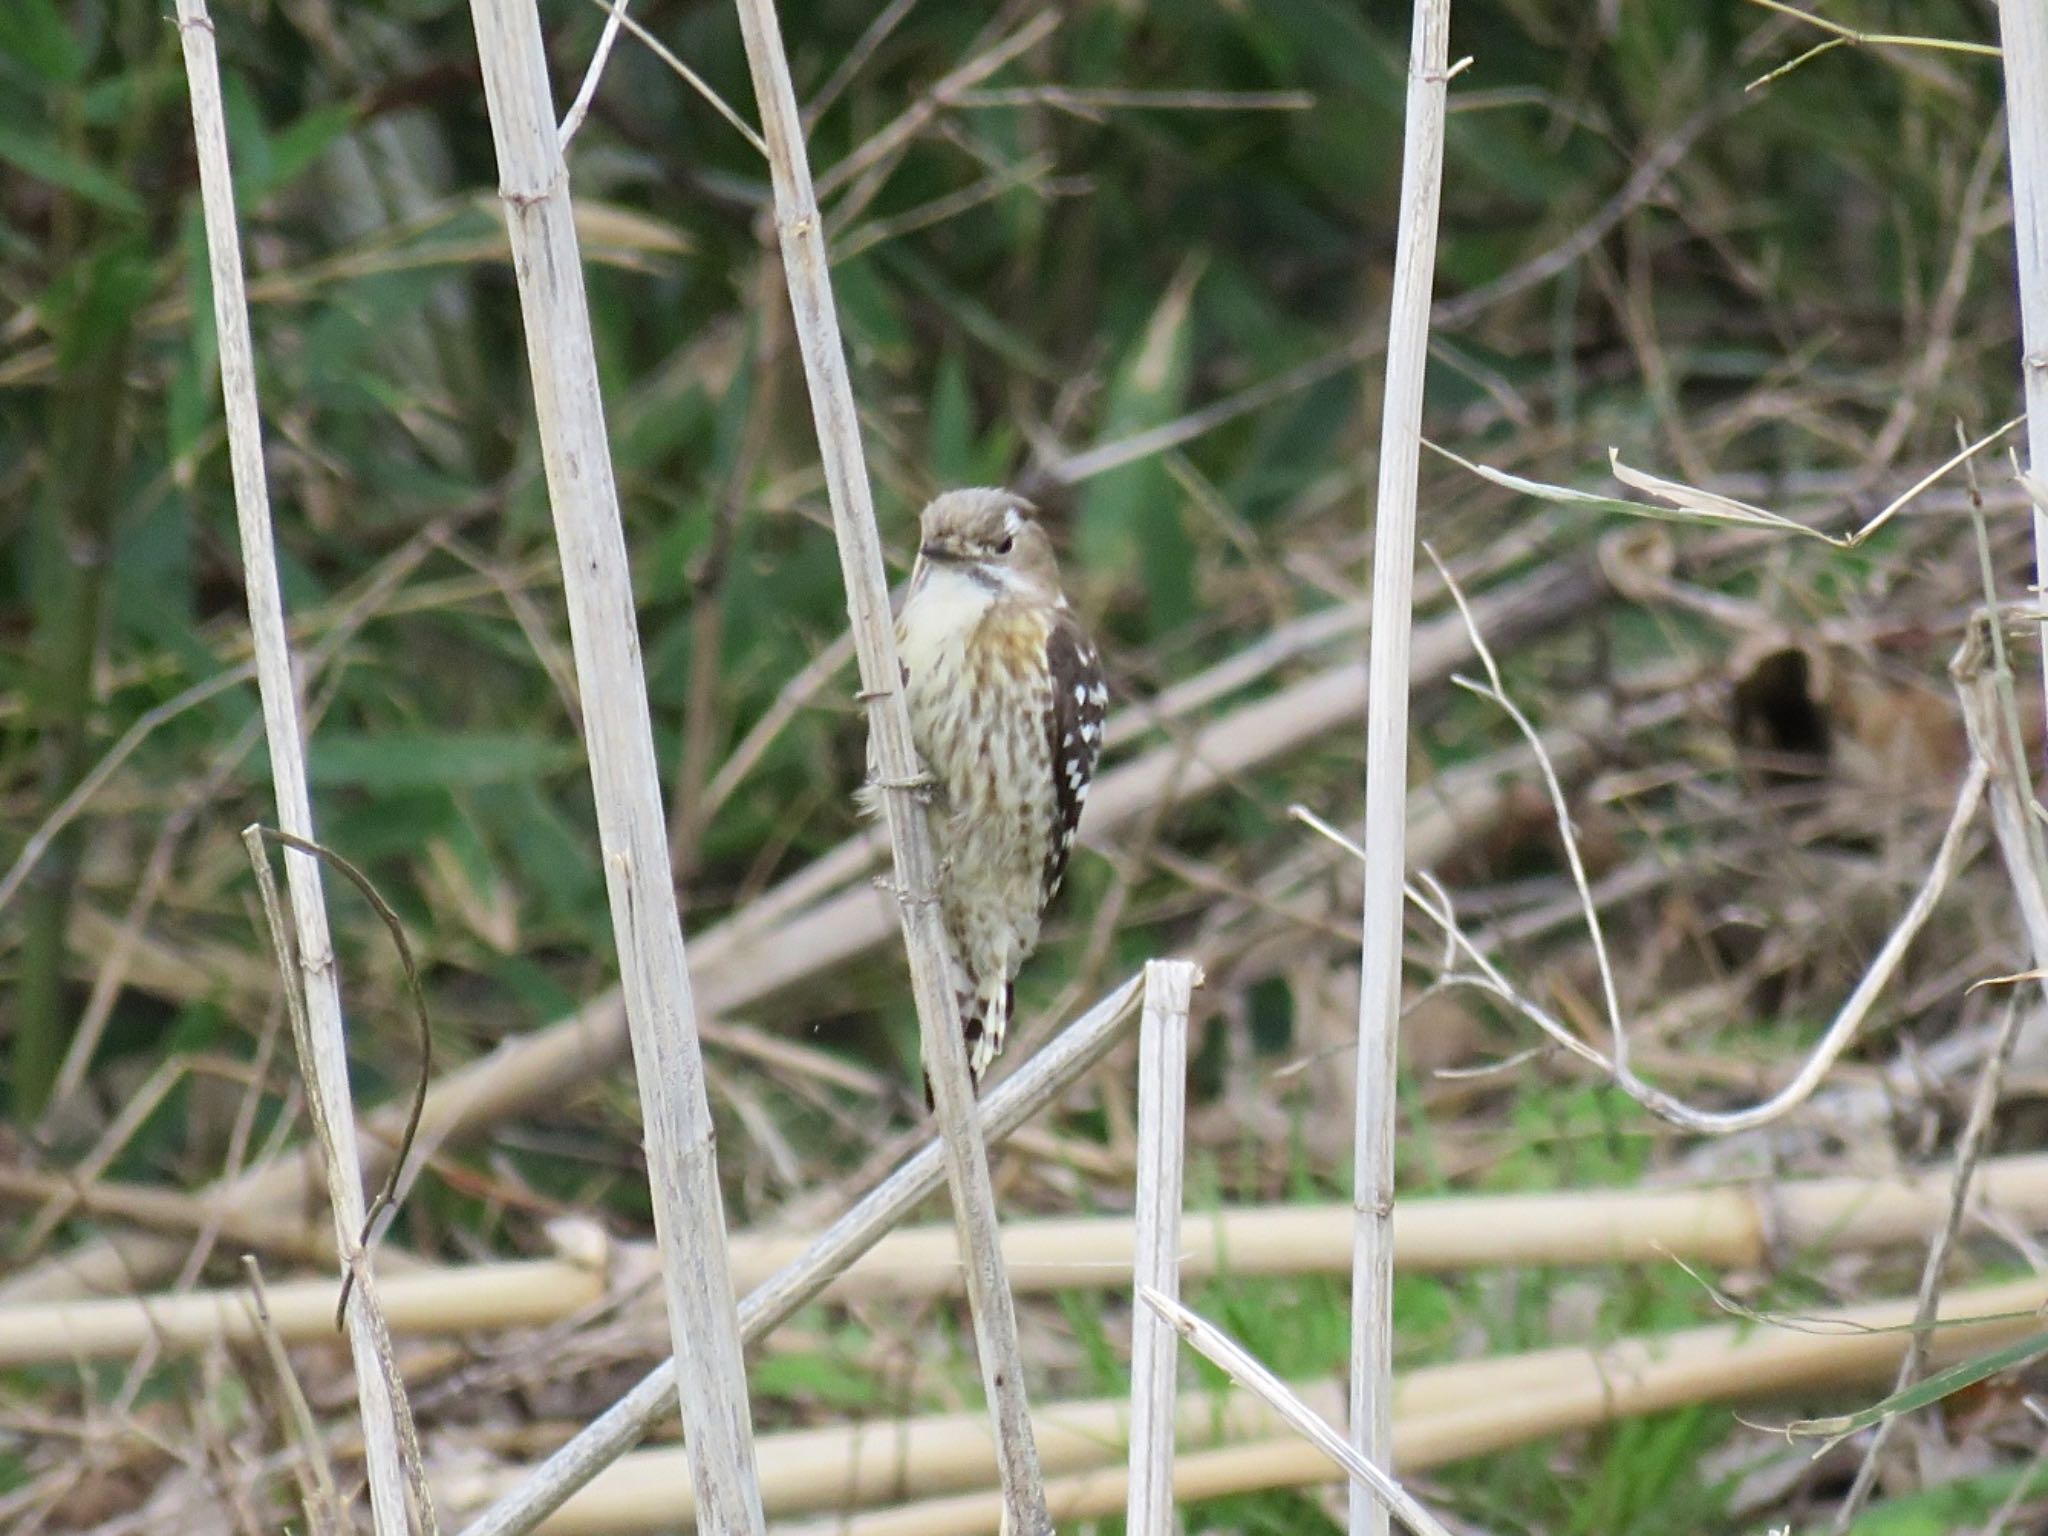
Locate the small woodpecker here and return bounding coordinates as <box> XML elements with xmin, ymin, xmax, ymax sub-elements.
<box><xmin>868</xmin><ymin>487</ymin><xmax>1106</xmax><ymax>1095</ymax></box>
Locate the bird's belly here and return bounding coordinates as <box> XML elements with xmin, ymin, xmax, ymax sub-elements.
<box><xmin>902</xmin><ymin>620</ymin><xmax>1056</xmax><ymax>978</ymax></box>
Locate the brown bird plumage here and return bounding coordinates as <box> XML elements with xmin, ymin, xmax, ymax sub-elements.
<box><xmin>878</xmin><ymin>487</ymin><xmax>1105</xmax><ymax>1094</ymax></box>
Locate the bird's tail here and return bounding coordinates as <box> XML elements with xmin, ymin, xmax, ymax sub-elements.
<box><xmin>920</xmin><ymin>978</ymin><xmax>1014</xmax><ymax>1110</ymax></box>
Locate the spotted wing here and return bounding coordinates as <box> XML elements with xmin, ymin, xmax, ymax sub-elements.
<box><xmin>1042</xmin><ymin>612</ymin><xmax>1106</xmax><ymax>902</ymax></box>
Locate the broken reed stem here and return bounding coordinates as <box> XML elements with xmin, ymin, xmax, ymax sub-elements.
<box><xmin>242</xmin><ymin>1256</ymin><xmax>347</xmax><ymax>1534</ymax></box>
<box><xmin>1351</xmin><ymin>5</ymin><xmax>1452</xmax><ymax>1535</ymax></box>
<box><xmin>244</xmin><ymin>836</ymin><xmax>439</xmax><ymax>1533</ymax></box>
<box><xmin>1126</xmin><ymin>962</ymin><xmax>1199</xmax><ymax>1536</ymax></box>
<box><xmin>462</xmin><ymin>1</ymin><xmax>764</xmax><ymax>1530</ymax></box>
<box><xmin>724</xmin><ymin>1</ymin><xmax>1050</xmax><ymax>1531</ymax></box>
<box><xmin>1994</xmin><ymin>0</ymin><xmax>2048</xmax><ymax>741</ymax></box>
<box><xmin>458</xmin><ymin>974</ymin><xmax>1145</xmax><ymax>1536</ymax></box>
<box><xmin>171</xmin><ymin>3</ymin><xmax>410</xmax><ymax>1529</ymax></box>
<box><xmin>1142</xmin><ymin>1289</ymin><xmax>1456</xmax><ymax>1536</ymax></box>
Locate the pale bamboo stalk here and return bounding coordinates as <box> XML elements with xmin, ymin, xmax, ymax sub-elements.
<box><xmin>446</xmin><ymin>1378</ymin><xmax>1356</xmax><ymax>1532</ymax></box>
<box><xmin>1352</xmin><ymin>7</ymin><xmax>1453</xmax><ymax>1535</ymax></box>
<box><xmin>0</xmin><ymin>1255</ymin><xmax>604</xmax><ymax>1368</ymax></box>
<box><xmin>459</xmin><ymin>974</ymin><xmax>1145</xmax><ymax>1536</ymax></box>
<box><xmin>1995</xmin><ymin>0</ymin><xmax>2048</xmax><ymax>738</ymax></box>
<box><xmin>462</xmin><ymin>2</ymin><xmax>763</xmax><ymax>1530</ymax></box>
<box><xmin>1126</xmin><ymin>962</ymin><xmax>1199</xmax><ymax>1536</ymax></box>
<box><xmin>481</xmin><ymin>1274</ymin><xmax>2048</xmax><ymax>1534</ymax></box>
<box><xmin>724</xmin><ymin>2</ymin><xmax>1048</xmax><ymax>1530</ymax></box>
<box><xmin>171</xmin><ymin>4</ymin><xmax>410</xmax><ymax>1529</ymax></box>
<box><xmin>7</xmin><ymin>562</ymin><xmax>1591</xmax><ymax>1310</ymax></box>
<box><xmin>21</xmin><ymin>1150</ymin><xmax>2048</xmax><ymax>1371</ymax></box>
<box><xmin>1142</xmin><ymin>1288</ymin><xmax>1455</xmax><ymax>1536</ymax></box>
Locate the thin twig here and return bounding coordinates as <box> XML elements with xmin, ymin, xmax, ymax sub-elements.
<box><xmin>1319</xmin><ymin>541</ymin><xmax>1997</xmax><ymax>1137</ymax></box>
<box><xmin>954</xmin><ymin>86</ymin><xmax>1313</xmax><ymax>113</ymax></box>
<box><xmin>1293</xmin><ymin>740</ymin><xmax>1988</xmax><ymax>1137</ymax></box>
<box><xmin>1351</xmin><ymin>8</ymin><xmax>1451</xmax><ymax>1535</ymax></box>
<box><xmin>813</xmin><ymin>13</ymin><xmax>1058</xmax><ymax>204</ymax></box>
<box><xmin>247</xmin><ymin>827</ymin><xmax>432</xmax><ymax>1323</ymax></box>
<box><xmin>240</xmin><ymin>1256</ymin><xmax>345</xmax><ymax>1536</ymax></box>
<box><xmin>557</xmin><ymin>0</ymin><xmax>628</xmax><ymax>148</ymax></box>
<box><xmin>573</xmin><ymin>0</ymin><xmax>767</xmax><ymax>157</ymax></box>
<box><xmin>0</xmin><ymin>661</ymin><xmax>253</xmax><ymax>919</ymax></box>
<box><xmin>1830</xmin><ymin>994</ymin><xmax>2029</xmax><ymax>1532</ymax></box>
<box><xmin>243</xmin><ymin>829</ymin><xmax>436</xmax><ymax>1533</ymax></box>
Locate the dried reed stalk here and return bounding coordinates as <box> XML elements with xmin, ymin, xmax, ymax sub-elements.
<box><xmin>1995</xmin><ymin>0</ymin><xmax>2048</xmax><ymax>723</ymax></box>
<box><xmin>21</xmin><ymin>1149</ymin><xmax>2048</xmax><ymax>1369</ymax></box>
<box><xmin>1352</xmin><ymin>6</ymin><xmax>1452</xmax><ymax>1534</ymax></box>
<box><xmin>463</xmin><ymin>0</ymin><xmax>763</xmax><ymax>1528</ymax></box>
<box><xmin>1126</xmin><ymin>962</ymin><xmax>1199</xmax><ymax>1536</ymax></box>
<box><xmin>1143</xmin><ymin>1289</ymin><xmax>1455</xmax><ymax>1536</ymax></box>
<box><xmin>459</xmin><ymin>975</ymin><xmax>1145</xmax><ymax>1536</ymax></box>
<box><xmin>7</xmin><ymin>562</ymin><xmax>1591</xmax><ymax>1309</ymax></box>
<box><xmin>725</xmin><ymin>1</ymin><xmax>1047</xmax><ymax>1528</ymax></box>
<box><xmin>172</xmin><ymin>3</ymin><xmax>411</xmax><ymax>1527</ymax></box>
<box><xmin>467</xmin><ymin>1273</ymin><xmax>2048</xmax><ymax>1534</ymax></box>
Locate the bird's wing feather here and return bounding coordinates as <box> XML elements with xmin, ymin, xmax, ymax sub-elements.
<box><xmin>1042</xmin><ymin>612</ymin><xmax>1106</xmax><ymax>900</ymax></box>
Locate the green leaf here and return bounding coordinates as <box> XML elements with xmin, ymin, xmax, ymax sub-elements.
<box><xmin>309</xmin><ymin>732</ymin><xmax>576</xmax><ymax>791</ymax></box>
<box><xmin>1783</xmin><ymin>1327</ymin><xmax>2048</xmax><ymax>1440</ymax></box>
<box><xmin>43</xmin><ymin>235</ymin><xmax>155</xmax><ymax>368</ymax></box>
<box><xmin>244</xmin><ymin>103</ymin><xmax>354</xmax><ymax>203</ymax></box>
<box><xmin>929</xmin><ymin>347</ymin><xmax>974</xmax><ymax>486</ymax></box>
<box><xmin>0</xmin><ymin>0</ymin><xmax>86</xmax><ymax>82</ymax></box>
<box><xmin>1078</xmin><ymin>256</ymin><xmax>1205</xmax><ymax>629</ymax></box>
<box><xmin>0</xmin><ymin>122</ymin><xmax>141</xmax><ymax>216</ymax></box>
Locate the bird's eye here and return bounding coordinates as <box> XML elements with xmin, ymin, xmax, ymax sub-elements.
<box><xmin>996</xmin><ymin>536</ymin><xmax>1015</xmax><ymax>555</ymax></box>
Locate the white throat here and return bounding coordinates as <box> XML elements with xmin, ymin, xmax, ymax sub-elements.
<box><xmin>899</xmin><ymin>561</ymin><xmax>998</xmax><ymax>677</ymax></box>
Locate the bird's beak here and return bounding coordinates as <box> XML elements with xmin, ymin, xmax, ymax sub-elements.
<box><xmin>918</xmin><ymin>542</ymin><xmax>962</xmax><ymax>564</ymax></box>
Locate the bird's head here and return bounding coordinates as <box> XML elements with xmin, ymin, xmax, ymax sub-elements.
<box><xmin>914</xmin><ymin>487</ymin><xmax>1061</xmax><ymax>600</ymax></box>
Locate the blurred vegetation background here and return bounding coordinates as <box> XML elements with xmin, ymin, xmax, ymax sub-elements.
<box><xmin>3</xmin><ymin>0</ymin><xmax>2042</xmax><ymax>1530</ymax></box>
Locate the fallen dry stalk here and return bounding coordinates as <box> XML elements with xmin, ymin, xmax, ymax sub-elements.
<box><xmin>19</xmin><ymin>1117</ymin><xmax>2048</xmax><ymax>1371</ymax></box>
<box><xmin>0</xmin><ymin>1255</ymin><xmax>605</xmax><ymax>1369</ymax></box>
<box><xmin>450</xmin><ymin>1272</ymin><xmax>2048</xmax><ymax>1533</ymax></box>
<box><xmin>7</xmin><ymin>563</ymin><xmax>1592</xmax><ymax>1309</ymax></box>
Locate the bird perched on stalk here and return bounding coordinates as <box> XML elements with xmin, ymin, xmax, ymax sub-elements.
<box><xmin>867</xmin><ymin>488</ymin><xmax>1106</xmax><ymax>1098</ymax></box>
